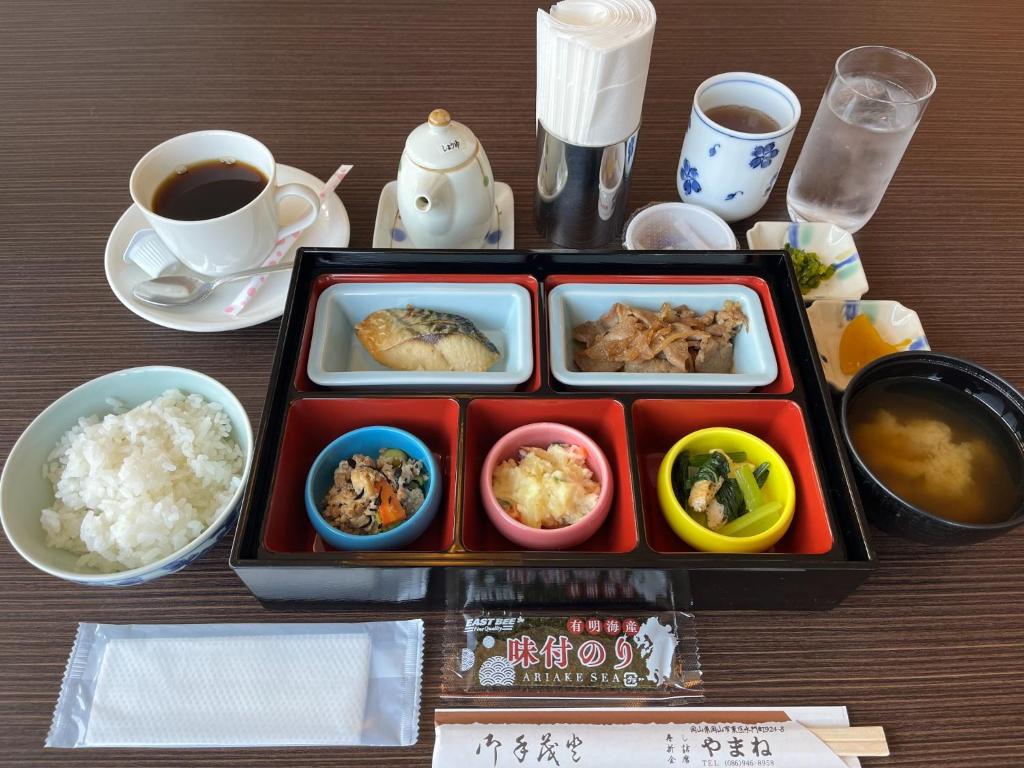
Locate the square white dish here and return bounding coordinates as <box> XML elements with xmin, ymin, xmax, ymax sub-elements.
<box><xmin>746</xmin><ymin>221</ymin><xmax>869</xmax><ymax>302</ymax></box>
<box><xmin>806</xmin><ymin>299</ymin><xmax>930</xmax><ymax>391</ymax></box>
<box><xmin>308</xmin><ymin>282</ymin><xmax>533</xmax><ymax>388</ymax></box>
<box><xmin>548</xmin><ymin>282</ymin><xmax>778</xmax><ymax>391</ymax></box>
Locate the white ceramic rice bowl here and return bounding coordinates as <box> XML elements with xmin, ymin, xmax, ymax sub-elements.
<box><xmin>0</xmin><ymin>366</ymin><xmax>253</xmax><ymax>585</ymax></box>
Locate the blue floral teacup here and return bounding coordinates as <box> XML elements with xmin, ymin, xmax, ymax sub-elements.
<box><xmin>676</xmin><ymin>72</ymin><xmax>801</xmax><ymax>222</ymax></box>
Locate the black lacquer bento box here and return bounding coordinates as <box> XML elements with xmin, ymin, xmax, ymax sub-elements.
<box><xmin>229</xmin><ymin>249</ymin><xmax>875</xmax><ymax>610</ymax></box>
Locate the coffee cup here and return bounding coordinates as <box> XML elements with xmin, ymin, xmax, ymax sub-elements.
<box><xmin>676</xmin><ymin>73</ymin><xmax>801</xmax><ymax>222</ymax></box>
<box><xmin>130</xmin><ymin>130</ymin><xmax>319</xmax><ymax>276</ymax></box>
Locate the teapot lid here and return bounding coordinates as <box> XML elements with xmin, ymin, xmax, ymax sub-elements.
<box><xmin>404</xmin><ymin>108</ymin><xmax>480</xmax><ymax>170</ymax></box>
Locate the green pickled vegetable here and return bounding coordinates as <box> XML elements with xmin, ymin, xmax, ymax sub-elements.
<box><xmin>785</xmin><ymin>243</ymin><xmax>836</xmax><ymax>295</ymax></box>
<box><xmin>719</xmin><ymin>500</ymin><xmax>783</xmax><ymax>537</ymax></box>
<box><xmin>735</xmin><ymin>465</ymin><xmax>764</xmax><ymax>513</ymax></box>
<box><xmin>671</xmin><ymin>451</ymin><xmax>690</xmax><ymax>502</ymax></box>
<box><xmin>753</xmin><ymin>461</ymin><xmax>770</xmax><ymax>488</ymax></box>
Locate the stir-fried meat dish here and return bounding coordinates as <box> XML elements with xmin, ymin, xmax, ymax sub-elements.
<box><xmin>572</xmin><ymin>301</ymin><xmax>748</xmax><ymax>374</ymax></box>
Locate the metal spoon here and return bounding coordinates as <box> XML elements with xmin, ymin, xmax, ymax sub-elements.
<box><xmin>132</xmin><ymin>262</ymin><xmax>294</xmax><ymax>307</ymax></box>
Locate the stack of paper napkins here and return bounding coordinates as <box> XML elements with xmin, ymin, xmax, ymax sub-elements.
<box><xmin>536</xmin><ymin>0</ymin><xmax>657</xmax><ymax>147</ymax></box>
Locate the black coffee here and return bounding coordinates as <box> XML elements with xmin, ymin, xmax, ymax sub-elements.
<box><xmin>152</xmin><ymin>159</ymin><xmax>268</xmax><ymax>220</ymax></box>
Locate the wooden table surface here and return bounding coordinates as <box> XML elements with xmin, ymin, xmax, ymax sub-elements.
<box><xmin>2</xmin><ymin>1</ymin><xmax>1023</xmax><ymax>765</ymax></box>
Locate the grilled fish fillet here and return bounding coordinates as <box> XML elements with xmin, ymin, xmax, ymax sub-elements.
<box><xmin>355</xmin><ymin>305</ymin><xmax>500</xmax><ymax>372</ymax></box>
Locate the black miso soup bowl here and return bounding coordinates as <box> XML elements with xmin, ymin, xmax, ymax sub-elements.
<box><xmin>840</xmin><ymin>352</ymin><xmax>1024</xmax><ymax>545</ymax></box>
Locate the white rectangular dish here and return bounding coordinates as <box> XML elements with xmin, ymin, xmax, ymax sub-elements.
<box><xmin>548</xmin><ymin>282</ymin><xmax>778</xmax><ymax>391</ymax></box>
<box><xmin>308</xmin><ymin>282</ymin><xmax>533</xmax><ymax>388</ymax></box>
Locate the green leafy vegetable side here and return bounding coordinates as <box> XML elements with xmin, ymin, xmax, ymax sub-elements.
<box><xmin>690</xmin><ymin>451</ymin><xmax>746</xmax><ymax>464</ymax></box>
<box><xmin>671</xmin><ymin>451</ymin><xmax>690</xmax><ymax>502</ymax></box>
<box><xmin>753</xmin><ymin>461</ymin><xmax>771</xmax><ymax>488</ymax></box>
<box><xmin>716</xmin><ymin>478</ymin><xmax>745</xmax><ymax>522</ymax></box>
<box><xmin>735</xmin><ymin>465</ymin><xmax>764</xmax><ymax>512</ymax></box>
<box><xmin>694</xmin><ymin>451</ymin><xmax>730</xmax><ymax>485</ymax></box>
<box><xmin>673</xmin><ymin>449</ymin><xmax>777</xmax><ymax>533</ymax></box>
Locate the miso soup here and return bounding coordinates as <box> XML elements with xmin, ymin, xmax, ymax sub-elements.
<box><xmin>847</xmin><ymin>377</ymin><xmax>1024</xmax><ymax>524</ymax></box>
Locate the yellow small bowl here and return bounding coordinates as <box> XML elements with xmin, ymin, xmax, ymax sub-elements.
<box><xmin>657</xmin><ymin>427</ymin><xmax>796</xmax><ymax>553</ymax></box>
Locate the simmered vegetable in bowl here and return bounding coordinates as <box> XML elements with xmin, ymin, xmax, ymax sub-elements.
<box><xmin>671</xmin><ymin>449</ymin><xmax>782</xmax><ymax>536</ymax></box>
<box><xmin>305</xmin><ymin>425</ymin><xmax>441</xmax><ymax>551</ymax></box>
<box><xmin>657</xmin><ymin>427</ymin><xmax>796</xmax><ymax>553</ymax></box>
<box><xmin>322</xmin><ymin>448</ymin><xmax>429</xmax><ymax>535</ymax></box>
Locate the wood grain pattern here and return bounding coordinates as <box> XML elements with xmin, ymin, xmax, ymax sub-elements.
<box><xmin>2</xmin><ymin>0</ymin><xmax>1023</xmax><ymax>765</ymax></box>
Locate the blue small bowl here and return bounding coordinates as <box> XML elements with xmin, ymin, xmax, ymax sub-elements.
<box><xmin>305</xmin><ymin>426</ymin><xmax>440</xmax><ymax>551</ymax></box>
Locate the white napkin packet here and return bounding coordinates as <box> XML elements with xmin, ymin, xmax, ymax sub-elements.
<box><xmin>46</xmin><ymin>620</ymin><xmax>423</xmax><ymax>748</ymax></box>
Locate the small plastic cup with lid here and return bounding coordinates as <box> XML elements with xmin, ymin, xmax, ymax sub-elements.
<box><xmin>623</xmin><ymin>202</ymin><xmax>738</xmax><ymax>250</ymax></box>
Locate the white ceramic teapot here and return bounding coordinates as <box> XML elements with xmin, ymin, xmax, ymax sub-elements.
<box><xmin>396</xmin><ymin>108</ymin><xmax>495</xmax><ymax>249</ymax></box>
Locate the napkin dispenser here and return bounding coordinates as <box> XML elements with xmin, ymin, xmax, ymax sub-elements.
<box><xmin>534</xmin><ymin>0</ymin><xmax>656</xmax><ymax>248</ymax></box>
<box><xmin>535</xmin><ymin>122</ymin><xmax>638</xmax><ymax>249</ymax></box>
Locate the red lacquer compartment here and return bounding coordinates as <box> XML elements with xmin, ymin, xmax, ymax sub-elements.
<box><xmin>463</xmin><ymin>398</ymin><xmax>638</xmax><ymax>553</ymax></box>
<box><xmin>632</xmin><ymin>399</ymin><xmax>833</xmax><ymax>555</ymax></box>
<box><xmin>262</xmin><ymin>397</ymin><xmax>459</xmax><ymax>553</ymax></box>
<box><xmin>294</xmin><ymin>273</ymin><xmax>542</xmax><ymax>393</ymax></box>
<box><xmin>545</xmin><ymin>274</ymin><xmax>794</xmax><ymax>394</ymax></box>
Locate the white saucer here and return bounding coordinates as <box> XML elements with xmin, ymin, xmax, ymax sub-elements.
<box><xmin>372</xmin><ymin>180</ymin><xmax>514</xmax><ymax>249</ymax></box>
<box><xmin>105</xmin><ymin>164</ymin><xmax>350</xmax><ymax>332</ymax></box>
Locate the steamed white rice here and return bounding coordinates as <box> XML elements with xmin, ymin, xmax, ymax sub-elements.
<box><xmin>40</xmin><ymin>389</ymin><xmax>244</xmax><ymax>572</ymax></box>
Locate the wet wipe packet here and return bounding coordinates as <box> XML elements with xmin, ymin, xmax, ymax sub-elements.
<box><xmin>46</xmin><ymin>621</ymin><xmax>423</xmax><ymax>748</ymax></box>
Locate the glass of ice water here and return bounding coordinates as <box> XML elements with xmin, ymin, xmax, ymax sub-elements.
<box><xmin>786</xmin><ymin>46</ymin><xmax>936</xmax><ymax>232</ymax></box>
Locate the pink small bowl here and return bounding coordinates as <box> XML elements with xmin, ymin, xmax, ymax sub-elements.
<box><xmin>480</xmin><ymin>422</ymin><xmax>613</xmax><ymax>550</ymax></box>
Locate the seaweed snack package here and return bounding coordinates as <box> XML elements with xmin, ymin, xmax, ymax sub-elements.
<box><xmin>441</xmin><ymin>611</ymin><xmax>702</xmax><ymax>705</ymax></box>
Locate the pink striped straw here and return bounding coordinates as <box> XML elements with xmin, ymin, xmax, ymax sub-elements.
<box><xmin>224</xmin><ymin>164</ymin><xmax>353</xmax><ymax>316</ymax></box>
